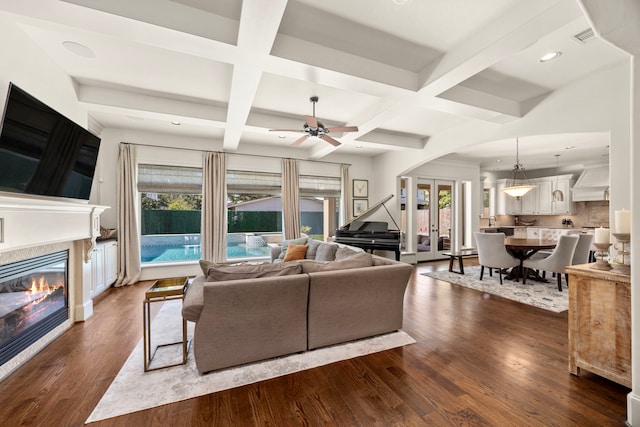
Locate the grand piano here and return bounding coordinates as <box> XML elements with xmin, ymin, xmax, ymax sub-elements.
<box><xmin>334</xmin><ymin>194</ymin><xmax>401</xmax><ymax>261</ymax></box>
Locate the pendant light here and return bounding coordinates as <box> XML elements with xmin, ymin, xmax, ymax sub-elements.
<box><xmin>552</xmin><ymin>154</ymin><xmax>564</xmax><ymax>202</ymax></box>
<box><xmin>501</xmin><ymin>138</ymin><xmax>535</xmax><ymax>199</ymax></box>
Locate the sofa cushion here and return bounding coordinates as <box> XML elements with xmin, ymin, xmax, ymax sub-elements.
<box><xmin>283</xmin><ymin>243</ymin><xmax>308</xmax><ymax>261</ymax></box>
<box><xmin>315</xmin><ymin>243</ymin><xmax>338</xmax><ymax>261</ymax></box>
<box><xmin>199</xmin><ymin>259</ymin><xmax>247</xmax><ymax>275</ymax></box>
<box><xmin>335</xmin><ymin>245</ymin><xmax>360</xmax><ymax>260</ymax></box>
<box><xmin>206</xmin><ymin>262</ymin><xmax>302</xmax><ymax>282</ymax></box>
<box><xmin>300</xmin><ymin>252</ymin><xmax>373</xmax><ymax>273</ymax></box>
<box><xmin>278</xmin><ymin>237</ymin><xmax>308</xmax><ymax>259</ymax></box>
<box><xmin>199</xmin><ymin>259</ymin><xmax>217</xmax><ymax>275</ymax></box>
<box><xmin>306</xmin><ymin>238</ymin><xmax>322</xmax><ymax>259</ymax></box>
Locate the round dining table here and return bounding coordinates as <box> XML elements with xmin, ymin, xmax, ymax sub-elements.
<box><xmin>504</xmin><ymin>237</ymin><xmax>557</xmax><ymax>282</ymax></box>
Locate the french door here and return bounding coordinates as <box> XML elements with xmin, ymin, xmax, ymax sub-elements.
<box><xmin>416</xmin><ymin>179</ymin><xmax>454</xmax><ymax>261</ymax></box>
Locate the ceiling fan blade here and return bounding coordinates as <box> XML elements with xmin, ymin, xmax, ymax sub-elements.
<box><xmin>291</xmin><ymin>135</ymin><xmax>308</xmax><ymax>146</ymax></box>
<box><xmin>320</xmin><ymin>134</ymin><xmax>342</xmax><ymax>147</ymax></box>
<box><xmin>304</xmin><ymin>115</ymin><xmax>318</xmax><ymax>128</ymax></box>
<box><xmin>326</xmin><ymin>126</ymin><xmax>359</xmax><ymax>133</ymax></box>
<box><xmin>269</xmin><ymin>128</ymin><xmax>304</xmax><ymax>132</ymax></box>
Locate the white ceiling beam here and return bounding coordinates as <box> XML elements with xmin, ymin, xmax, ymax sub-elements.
<box><xmin>223</xmin><ymin>0</ymin><xmax>288</xmax><ymax>150</ymax></box>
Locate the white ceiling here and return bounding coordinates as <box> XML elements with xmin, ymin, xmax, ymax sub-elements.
<box><xmin>0</xmin><ymin>0</ymin><xmax>626</xmax><ymax>170</ymax></box>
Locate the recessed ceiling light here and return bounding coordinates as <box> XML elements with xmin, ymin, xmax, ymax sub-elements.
<box><xmin>564</xmin><ymin>145</ymin><xmax>575</xmax><ymax>150</ymax></box>
<box><xmin>392</xmin><ymin>0</ymin><xmax>410</xmax><ymax>4</ymax></box>
<box><xmin>62</xmin><ymin>41</ymin><xmax>95</xmax><ymax>58</ymax></box>
<box><xmin>539</xmin><ymin>51</ymin><xmax>562</xmax><ymax>62</ymax></box>
<box><xmin>356</xmin><ymin>145</ymin><xmax>363</xmax><ymax>148</ymax></box>
<box><xmin>278</xmin><ymin>135</ymin><xmax>286</xmax><ymax>139</ymax></box>
<box><xmin>171</xmin><ymin>121</ymin><xmax>181</xmax><ymax>126</ymax></box>
<box><xmin>495</xmin><ymin>159</ymin><xmax>502</xmax><ymax>163</ymax></box>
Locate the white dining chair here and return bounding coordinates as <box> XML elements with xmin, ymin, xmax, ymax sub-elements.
<box><xmin>572</xmin><ymin>233</ymin><xmax>595</xmax><ymax>266</ymax></box>
<box><xmin>474</xmin><ymin>232</ymin><xmax>520</xmax><ymax>284</ymax></box>
<box><xmin>522</xmin><ymin>234</ymin><xmax>579</xmax><ymax>291</ymax></box>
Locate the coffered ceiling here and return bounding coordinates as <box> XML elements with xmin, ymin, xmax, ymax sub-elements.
<box><xmin>0</xmin><ymin>0</ymin><xmax>627</xmax><ymax>169</ymax></box>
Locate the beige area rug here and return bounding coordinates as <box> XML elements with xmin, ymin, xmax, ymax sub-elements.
<box><xmin>422</xmin><ymin>265</ymin><xmax>568</xmax><ymax>313</ymax></box>
<box><xmin>86</xmin><ymin>300</ymin><xmax>416</xmax><ymax>424</ymax></box>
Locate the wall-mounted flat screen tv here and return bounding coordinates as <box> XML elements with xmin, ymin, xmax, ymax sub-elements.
<box><xmin>0</xmin><ymin>83</ymin><xmax>101</xmax><ymax>200</ymax></box>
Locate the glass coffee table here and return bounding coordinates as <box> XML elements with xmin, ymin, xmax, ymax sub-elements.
<box><xmin>143</xmin><ymin>276</ymin><xmax>191</xmax><ymax>372</ymax></box>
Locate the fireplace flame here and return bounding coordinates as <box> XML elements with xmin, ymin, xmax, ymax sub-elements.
<box><xmin>28</xmin><ymin>276</ymin><xmax>63</xmax><ymax>305</ymax></box>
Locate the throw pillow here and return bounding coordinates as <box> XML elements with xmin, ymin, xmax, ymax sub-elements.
<box><xmin>300</xmin><ymin>252</ymin><xmax>373</xmax><ymax>273</ymax></box>
<box><xmin>278</xmin><ymin>237</ymin><xmax>309</xmax><ymax>259</ymax></box>
<box><xmin>315</xmin><ymin>243</ymin><xmax>338</xmax><ymax>261</ymax></box>
<box><xmin>283</xmin><ymin>243</ymin><xmax>308</xmax><ymax>262</ymax></box>
<box><xmin>306</xmin><ymin>238</ymin><xmax>322</xmax><ymax>259</ymax></box>
<box><xmin>206</xmin><ymin>262</ymin><xmax>302</xmax><ymax>282</ymax></box>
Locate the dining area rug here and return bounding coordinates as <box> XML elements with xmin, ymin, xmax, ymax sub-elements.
<box><xmin>85</xmin><ymin>300</ymin><xmax>416</xmax><ymax>424</ymax></box>
<box><xmin>421</xmin><ymin>266</ymin><xmax>568</xmax><ymax>313</ymax></box>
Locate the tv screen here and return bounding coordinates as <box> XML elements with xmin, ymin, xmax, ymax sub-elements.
<box><xmin>0</xmin><ymin>83</ymin><xmax>101</xmax><ymax>200</ymax></box>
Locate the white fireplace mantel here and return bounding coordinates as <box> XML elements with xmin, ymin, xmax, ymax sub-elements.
<box><xmin>0</xmin><ymin>193</ymin><xmax>110</xmax><ymax>381</ymax></box>
<box><xmin>0</xmin><ymin>193</ymin><xmax>109</xmax><ymax>322</ymax></box>
<box><xmin>0</xmin><ymin>194</ymin><xmax>108</xmax><ymax>255</ymax></box>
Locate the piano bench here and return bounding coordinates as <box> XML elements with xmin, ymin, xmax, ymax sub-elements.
<box><xmin>443</xmin><ymin>249</ymin><xmax>478</xmax><ymax>275</ymax></box>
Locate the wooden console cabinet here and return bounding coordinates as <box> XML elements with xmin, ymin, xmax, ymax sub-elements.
<box><xmin>566</xmin><ymin>264</ymin><xmax>631</xmax><ymax>388</ymax></box>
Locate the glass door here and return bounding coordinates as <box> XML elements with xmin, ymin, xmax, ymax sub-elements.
<box><xmin>416</xmin><ymin>179</ymin><xmax>453</xmax><ymax>261</ymax></box>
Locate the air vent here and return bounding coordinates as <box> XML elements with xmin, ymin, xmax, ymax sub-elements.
<box><xmin>573</xmin><ymin>28</ymin><xmax>595</xmax><ymax>44</ymax></box>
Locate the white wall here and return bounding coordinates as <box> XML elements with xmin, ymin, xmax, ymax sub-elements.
<box><xmin>0</xmin><ymin>15</ymin><xmax>87</xmax><ymax>128</ymax></box>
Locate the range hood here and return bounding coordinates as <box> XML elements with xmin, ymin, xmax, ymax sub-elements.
<box><xmin>571</xmin><ymin>165</ymin><xmax>609</xmax><ymax>201</ymax></box>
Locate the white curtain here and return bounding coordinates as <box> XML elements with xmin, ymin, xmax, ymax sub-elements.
<box><xmin>201</xmin><ymin>152</ymin><xmax>227</xmax><ymax>262</ymax></box>
<box><xmin>115</xmin><ymin>143</ymin><xmax>141</xmax><ymax>287</ymax></box>
<box><xmin>282</xmin><ymin>158</ymin><xmax>300</xmax><ymax>239</ymax></box>
<box><xmin>341</xmin><ymin>164</ymin><xmax>351</xmax><ymax>224</ymax></box>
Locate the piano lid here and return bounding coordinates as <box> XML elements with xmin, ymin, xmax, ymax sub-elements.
<box><xmin>341</xmin><ymin>194</ymin><xmax>400</xmax><ymax>230</ymax></box>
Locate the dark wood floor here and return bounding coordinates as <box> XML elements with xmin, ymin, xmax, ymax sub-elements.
<box><xmin>0</xmin><ymin>259</ymin><xmax>629</xmax><ymax>426</ymax></box>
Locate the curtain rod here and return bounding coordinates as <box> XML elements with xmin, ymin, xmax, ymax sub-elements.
<box><xmin>121</xmin><ymin>142</ymin><xmax>351</xmax><ymax>167</ymax></box>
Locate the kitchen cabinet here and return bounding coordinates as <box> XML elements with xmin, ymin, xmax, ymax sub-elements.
<box><xmin>91</xmin><ymin>240</ymin><xmax>118</xmax><ymax>297</ymax></box>
<box><xmin>494</xmin><ymin>175</ymin><xmax>572</xmax><ymax>215</ymax></box>
<box><xmin>551</xmin><ymin>178</ymin><xmax>572</xmax><ymax>214</ymax></box>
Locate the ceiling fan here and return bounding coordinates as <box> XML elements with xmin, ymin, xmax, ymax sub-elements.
<box><xmin>269</xmin><ymin>96</ymin><xmax>359</xmax><ymax>147</ymax></box>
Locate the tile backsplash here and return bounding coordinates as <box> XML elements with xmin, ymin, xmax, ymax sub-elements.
<box><xmin>484</xmin><ymin>201</ymin><xmax>610</xmax><ymax>228</ymax></box>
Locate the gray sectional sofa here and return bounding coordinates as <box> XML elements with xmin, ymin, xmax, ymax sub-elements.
<box><xmin>182</xmin><ymin>239</ymin><xmax>413</xmax><ymax>374</ymax></box>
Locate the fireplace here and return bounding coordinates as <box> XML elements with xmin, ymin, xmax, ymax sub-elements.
<box><xmin>0</xmin><ymin>251</ymin><xmax>69</xmax><ymax>366</ymax></box>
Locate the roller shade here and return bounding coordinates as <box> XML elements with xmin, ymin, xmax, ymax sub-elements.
<box><xmin>299</xmin><ymin>174</ymin><xmax>341</xmax><ymax>197</ymax></box>
<box><xmin>137</xmin><ymin>164</ymin><xmax>202</xmax><ymax>194</ymax></box>
<box><xmin>226</xmin><ymin>170</ymin><xmax>281</xmax><ymax>195</ymax></box>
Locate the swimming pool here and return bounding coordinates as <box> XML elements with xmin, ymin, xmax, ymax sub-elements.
<box><xmin>140</xmin><ymin>244</ymin><xmax>271</xmax><ymax>263</ymax></box>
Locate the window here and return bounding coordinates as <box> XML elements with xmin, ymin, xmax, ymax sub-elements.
<box><xmin>298</xmin><ymin>174</ymin><xmax>341</xmax><ymax>242</ymax></box>
<box><xmin>226</xmin><ymin>170</ymin><xmax>282</xmax><ymax>259</ymax></box>
<box><xmin>138</xmin><ymin>164</ymin><xmax>202</xmax><ymax>264</ymax></box>
<box><xmin>482</xmin><ymin>188</ymin><xmax>490</xmax><ymax>218</ymax></box>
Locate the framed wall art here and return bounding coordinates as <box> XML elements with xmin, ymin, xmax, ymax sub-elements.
<box><xmin>353</xmin><ymin>179</ymin><xmax>368</xmax><ymax>198</ymax></box>
<box><xmin>353</xmin><ymin>199</ymin><xmax>369</xmax><ymax>216</ymax></box>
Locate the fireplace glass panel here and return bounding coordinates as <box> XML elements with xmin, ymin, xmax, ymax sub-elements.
<box><xmin>0</xmin><ymin>251</ymin><xmax>69</xmax><ymax>366</ymax></box>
